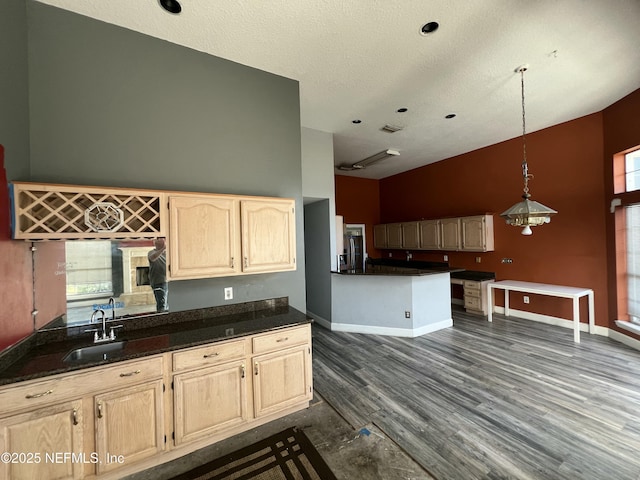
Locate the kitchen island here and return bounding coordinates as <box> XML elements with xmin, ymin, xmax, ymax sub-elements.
<box><xmin>331</xmin><ymin>269</ymin><xmax>457</xmax><ymax>337</ymax></box>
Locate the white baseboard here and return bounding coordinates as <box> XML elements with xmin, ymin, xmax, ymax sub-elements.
<box><xmin>330</xmin><ymin>318</ymin><xmax>453</xmax><ymax>338</ymax></box>
<box><xmin>610</xmin><ymin>326</ymin><xmax>640</xmax><ymax>350</ymax></box>
<box><xmin>492</xmin><ymin>306</ymin><xmax>609</xmax><ymax>337</ymax></box>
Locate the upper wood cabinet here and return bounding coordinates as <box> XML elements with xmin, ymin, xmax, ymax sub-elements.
<box><xmin>461</xmin><ymin>215</ymin><xmax>494</xmax><ymax>252</ymax></box>
<box><xmin>401</xmin><ymin>222</ymin><xmax>420</xmax><ymax>249</ymax></box>
<box><xmin>419</xmin><ymin>219</ymin><xmax>440</xmax><ymax>250</ymax></box>
<box><xmin>240</xmin><ymin>198</ymin><xmax>296</xmax><ymax>274</ymax></box>
<box><xmin>11</xmin><ymin>182</ymin><xmax>166</xmax><ymax>240</ymax></box>
<box><xmin>168</xmin><ymin>195</ymin><xmax>241</xmax><ymax>280</ymax></box>
<box><xmin>374</xmin><ymin>215</ymin><xmax>494</xmax><ymax>252</ymax></box>
<box><xmin>373</xmin><ymin>224</ymin><xmax>388</xmax><ymax>249</ymax></box>
<box><xmin>440</xmin><ymin>218</ymin><xmax>461</xmax><ymax>251</ymax></box>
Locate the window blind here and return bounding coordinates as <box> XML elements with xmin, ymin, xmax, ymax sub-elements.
<box><xmin>627</xmin><ymin>204</ymin><xmax>640</xmax><ymax>320</ymax></box>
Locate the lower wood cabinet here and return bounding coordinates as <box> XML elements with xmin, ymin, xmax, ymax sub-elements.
<box><xmin>0</xmin><ymin>323</ymin><xmax>312</xmax><ymax>479</ymax></box>
<box><xmin>0</xmin><ymin>399</ymin><xmax>84</xmax><ymax>480</ymax></box>
<box><xmin>173</xmin><ymin>360</ymin><xmax>248</xmax><ymax>446</ymax></box>
<box><xmin>94</xmin><ymin>380</ymin><xmax>165</xmax><ymax>475</ymax></box>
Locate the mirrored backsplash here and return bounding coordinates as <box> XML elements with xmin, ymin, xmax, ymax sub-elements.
<box><xmin>34</xmin><ymin>239</ymin><xmax>168</xmax><ymax>330</ymax></box>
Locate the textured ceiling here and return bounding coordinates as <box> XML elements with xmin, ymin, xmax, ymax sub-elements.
<box><xmin>35</xmin><ymin>0</ymin><xmax>640</xmax><ymax>179</ymax></box>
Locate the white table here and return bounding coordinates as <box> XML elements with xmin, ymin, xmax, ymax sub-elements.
<box><xmin>487</xmin><ymin>280</ymin><xmax>595</xmax><ymax>343</ymax></box>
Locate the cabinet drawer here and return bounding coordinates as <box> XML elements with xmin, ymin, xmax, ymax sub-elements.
<box><xmin>252</xmin><ymin>325</ymin><xmax>310</xmax><ymax>354</ymax></box>
<box><xmin>173</xmin><ymin>339</ymin><xmax>246</xmax><ymax>372</ymax></box>
<box><xmin>464</xmin><ymin>295</ymin><xmax>482</xmax><ymax>311</ymax></box>
<box><xmin>464</xmin><ymin>286</ymin><xmax>481</xmax><ymax>299</ymax></box>
<box><xmin>0</xmin><ymin>356</ymin><xmax>163</xmax><ymax>416</ymax></box>
<box><xmin>463</xmin><ymin>280</ymin><xmax>481</xmax><ymax>291</ymax></box>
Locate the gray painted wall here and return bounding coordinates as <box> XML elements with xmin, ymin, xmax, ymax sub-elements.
<box><xmin>0</xmin><ymin>0</ymin><xmax>30</xmax><ymax>179</ymax></box>
<box><xmin>20</xmin><ymin>2</ymin><xmax>306</xmax><ymax>312</ymax></box>
<box><xmin>301</xmin><ymin>127</ymin><xmax>336</xmax><ymax>322</ymax></box>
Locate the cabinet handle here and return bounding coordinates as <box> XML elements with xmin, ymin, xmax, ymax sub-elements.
<box><xmin>97</xmin><ymin>402</ymin><xmax>103</xmax><ymax>419</ymax></box>
<box><xmin>241</xmin><ymin>364</ymin><xmax>245</xmax><ymax>378</ymax></box>
<box><xmin>203</xmin><ymin>352</ymin><xmax>219</xmax><ymax>358</ymax></box>
<box><xmin>72</xmin><ymin>409</ymin><xmax>79</xmax><ymax>426</ymax></box>
<box><xmin>276</xmin><ymin>337</ymin><xmax>289</xmax><ymax>343</ymax></box>
<box><xmin>119</xmin><ymin>369</ymin><xmax>141</xmax><ymax>377</ymax></box>
<box><xmin>231</xmin><ymin>257</ymin><xmax>234</xmax><ymax>268</ymax></box>
<box><xmin>244</xmin><ymin>257</ymin><xmax>248</xmax><ymax>268</ymax></box>
<box><xmin>254</xmin><ymin>362</ymin><xmax>259</xmax><ymax>376</ymax></box>
<box><xmin>25</xmin><ymin>389</ymin><xmax>53</xmax><ymax>399</ymax></box>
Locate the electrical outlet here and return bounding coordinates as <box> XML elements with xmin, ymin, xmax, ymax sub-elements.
<box><xmin>224</xmin><ymin>287</ymin><xmax>233</xmax><ymax>300</ymax></box>
<box><xmin>405</xmin><ymin>311</ymin><xmax>411</xmax><ymax>318</ymax></box>
<box><xmin>501</xmin><ymin>258</ymin><xmax>513</xmax><ymax>264</ymax></box>
<box><xmin>475</xmin><ymin>256</ymin><xmax>481</xmax><ymax>263</ymax></box>
<box><xmin>389</xmin><ymin>253</ymin><xmax>393</xmax><ymax>257</ymax></box>
<box><xmin>523</xmin><ymin>295</ymin><xmax>530</xmax><ymax>304</ymax></box>
<box><xmin>444</xmin><ymin>255</ymin><xmax>448</xmax><ymax>261</ymax></box>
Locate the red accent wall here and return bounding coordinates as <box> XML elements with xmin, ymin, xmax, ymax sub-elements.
<box><xmin>603</xmin><ymin>88</ymin><xmax>640</xmax><ymax>337</ymax></box>
<box><xmin>335</xmin><ymin>175</ymin><xmax>381</xmax><ymax>258</ymax></box>
<box><xmin>337</xmin><ymin>113</ymin><xmax>610</xmax><ymax>327</ymax></box>
<box><xmin>0</xmin><ymin>145</ymin><xmax>34</xmax><ymax>350</ymax></box>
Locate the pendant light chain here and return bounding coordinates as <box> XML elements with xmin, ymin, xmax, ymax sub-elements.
<box><xmin>521</xmin><ymin>67</ymin><xmax>530</xmax><ymax>196</ymax></box>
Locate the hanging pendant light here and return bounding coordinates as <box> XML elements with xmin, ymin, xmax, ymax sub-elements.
<box><xmin>500</xmin><ymin>65</ymin><xmax>557</xmax><ymax>235</ymax></box>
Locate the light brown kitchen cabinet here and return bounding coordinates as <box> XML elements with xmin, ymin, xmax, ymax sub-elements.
<box><xmin>240</xmin><ymin>198</ymin><xmax>296</xmax><ymax>274</ymax></box>
<box><xmin>0</xmin><ymin>399</ymin><xmax>84</xmax><ymax>480</ymax></box>
<box><xmin>462</xmin><ymin>279</ymin><xmax>495</xmax><ymax>315</ymax></box>
<box><xmin>386</xmin><ymin>223</ymin><xmax>403</xmax><ymax>249</ymax></box>
<box><xmin>173</xmin><ymin>352</ymin><xmax>248</xmax><ymax>445</ymax></box>
<box><xmin>440</xmin><ymin>218</ymin><xmax>461</xmax><ymax>251</ymax></box>
<box><xmin>401</xmin><ymin>222</ymin><xmax>420</xmax><ymax>249</ymax></box>
<box><xmin>94</xmin><ymin>380</ymin><xmax>165</xmax><ymax>474</ymax></box>
<box><xmin>251</xmin><ymin>326</ymin><xmax>312</xmax><ymax>419</ymax></box>
<box><xmin>168</xmin><ymin>194</ymin><xmax>241</xmax><ymax>279</ymax></box>
<box><xmin>418</xmin><ymin>219</ymin><xmax>441</xmax><ymax>250</ymax></box>
<box><xmin>373</xmin><ymin>224</ymin><xmax>388</xmax><ymax>249</ymax></box>
<box><xmin>460</xmin><ymin>215</ymin><xmax>495</xmax><ymax>252</ymax></box>
<box><xmin>10</xmin><ymin>182</ymin><xmax>166</xmax><ymax>241</ymax></box>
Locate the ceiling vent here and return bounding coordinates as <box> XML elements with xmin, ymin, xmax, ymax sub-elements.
<box><xmin>381</xmin><ymin>124</ymin><xmax>403</xmax><ymax>133</ymax></box>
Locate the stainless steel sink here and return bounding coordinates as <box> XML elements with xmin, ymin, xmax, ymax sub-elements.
<box><xmin>63</xmin><ymin>341</ymin><xmax>127</xmax><ymax>364</ymax></box>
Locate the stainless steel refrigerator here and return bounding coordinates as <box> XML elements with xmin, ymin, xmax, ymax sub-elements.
<box><xmin>343</xmin><ymin>234</ymin><xmax>364</xmax><ymax>272</ymax></box>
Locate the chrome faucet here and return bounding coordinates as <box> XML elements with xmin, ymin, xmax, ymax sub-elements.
<box><xmin>108</xmin><ymin>297</ymin><xmax>116</xmax><ymax>320</ymax></box>
<box><xmin>88</xmin><ymin>309</ymin><xmax>122</xmax><ymax>343</ymax></box>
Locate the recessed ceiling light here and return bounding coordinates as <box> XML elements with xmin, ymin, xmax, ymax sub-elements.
<box><xmin>159</xmin><ymin>0</ymin><xmax>181</xmax><ymax>14</ymax></box>
<box><xmin>445</xmin><ymin>113</ymin><xmax>456</xmax><ymax>119</ymax></box>
<box><xmin>397</xmin><ymin>107</ymin><xmax>408</xmax><ymax>113</ymax></box>
<box><xmin>420</xmin><ymin>22</ymin><xmax>439</xmax><ymax>35</ymax></box>
<box><xmin>352</xmin><ymin>119</ymin><xmax>362</xmax><ymax>124</ymax></box>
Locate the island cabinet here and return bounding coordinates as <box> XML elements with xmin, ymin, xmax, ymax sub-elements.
<box><xmin>168</xmin><ymin>195</ymin><xmax>296</xmax><ymax>280</ymax></box>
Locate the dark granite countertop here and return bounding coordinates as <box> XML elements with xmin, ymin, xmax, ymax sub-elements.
<box><xmin>449</xmin><ymin>270</ymin><xmax>496</xmax><ymax>281</ymax></box>
<box><xmin>332</xmin><ymin>268</ymin><xmax>462</xmax><ymax>277</ymax></box>
<box><xmin>366</xmin><ymin>258</ymin><xmax>495</xmax><ymax>281</ymax></box>
<box><xmin>0</xmin><ymin>298</ymin><xmax>310</xmax><ymax>386</ymax></box>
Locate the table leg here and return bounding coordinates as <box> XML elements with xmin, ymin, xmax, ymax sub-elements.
<box><xmin>573</xmin><ymin>296</ymin><xmax>580</xmax><ymax>343</ymax></box>
<box><xmin>504</xmin><ymin>289</ymin><xmax>510</xmax><ymax>317</ymax></box>
<box><xmin>588</xmin><ymin>291</ymin><xmax>595</xmax><ymax>334</ymax></box>
<box><xmin>487</xmin><ymin>285</ymin><xmax>493</xmax><ymax>322</ymax></box>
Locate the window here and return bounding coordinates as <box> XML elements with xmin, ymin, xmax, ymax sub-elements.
<box><xmin>626</xmin><ymin>204</ymin><xmax>640</xmax><ymax>321</ymax></box>
<box><xmin>625</xmin><ymin>149</ymin><xmax>640</xmax><ymax>192</ymax></box>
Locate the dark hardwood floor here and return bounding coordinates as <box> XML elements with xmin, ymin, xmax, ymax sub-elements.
<box><xmin>312</xmin><ymin>308</ymin><xmax>640</xmax><ymax>480</ymax></box>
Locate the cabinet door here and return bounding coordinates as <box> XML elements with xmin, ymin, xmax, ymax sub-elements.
<box><xmin>386</xmin><ymin>223</ymin><xmax>403</xmax><ymax>249</ymax></box>
<box><xmin>95</xmin><ymin>380</ymin><xmax>164</xmax><ymax>474</ymax></box>
<box><xmin>418</xmin><ymin>220</ymin><xmax>441</xmax><ymax>250</ymax></box>
<box><xmin>173</xmin><ymin>361</ymin><xmax>248</xmax><ymax>445</ymax></box>
<box><xmin>240</xmin><ymin>198</ymin><xmax>296</xmax><ymax>274</ymax></box>
<box><xmin>373</xmin><ymin>224</ymin><xmax>387</xmax><ymax>249</ymax></box>
<box><xmin>401</xmin><ymin>222</ymin><xmax>420</xmax><ymax>249</ymax></box>
<box><xmin>461</xmin><ymin>215</ymin><xmax>494</xmax><ymax>252</ymax></box>
<box><xmin>253</xmin><ymin>345</ymin><xmax>312</xmax><ymax>418</ymax></box>
<box><xmin>169</xmin><ymin>195</ymin><xmax>241</xmax><ymax>279</ymax></box>
<box><xmin>0</xmin><ymin>400</ymin><xmax>84</xmax><ymax>480</ymax></box>
<box><xmin>440</xmin><ymin>218</ymin><xmax>460</xmax><ymax>251</ymax></box>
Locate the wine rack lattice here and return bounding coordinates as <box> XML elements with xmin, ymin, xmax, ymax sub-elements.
<box><xmin>11</xmin><ymin>183</ymin><xmax>165</xmax><ymax>240</ymax></box>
